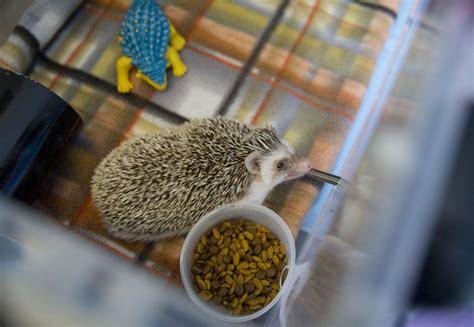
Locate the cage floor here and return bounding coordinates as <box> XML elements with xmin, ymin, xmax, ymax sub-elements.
<box><xmin>7</xmin><ymin>0</ymin><xmax>399</xmax><ymax>284</ymax></box>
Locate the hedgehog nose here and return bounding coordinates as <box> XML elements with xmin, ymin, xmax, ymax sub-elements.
<box><xmin>302</xmin><ymin>158</ymin><xmax>312</xmax><ymax>171</ymax></box>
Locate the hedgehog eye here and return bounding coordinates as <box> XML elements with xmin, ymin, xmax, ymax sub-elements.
<box><xmin>277</xmin><ymin>161</ymin><xmax>286</xmax><ymax>170</ymax></box>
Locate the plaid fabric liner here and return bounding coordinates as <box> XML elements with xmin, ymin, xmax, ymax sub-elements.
<box><xmin>1</xmin><ymin>0</ymin><xmax>402</xmax><ymax>284</ymax></box>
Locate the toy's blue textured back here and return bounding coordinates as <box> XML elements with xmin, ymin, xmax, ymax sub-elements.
<box><xmin>119</xmin><ymin>0</ymin><xmax>169</xmax><ymax>85</ymax></box>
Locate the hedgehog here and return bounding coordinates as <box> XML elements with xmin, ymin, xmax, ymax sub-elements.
<box><xmin>90</xmin><ymin>117</ymin><xmax>312</xmax><ymax>241</ymax></box>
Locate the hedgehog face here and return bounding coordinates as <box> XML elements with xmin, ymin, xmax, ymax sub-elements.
<box><xmin>245</xmin><ymin>141</ymin><xmax>312</xmax><ymax>189</ymax></box>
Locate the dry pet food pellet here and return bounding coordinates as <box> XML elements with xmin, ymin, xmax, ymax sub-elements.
<box><xmin>191</xmin><ymin>219</ymin><xmax>288</xmax><ymax>315</ymax></box>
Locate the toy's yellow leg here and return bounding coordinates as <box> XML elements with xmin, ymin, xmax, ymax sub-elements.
<box><xmin>136</xmin><ymin>71</ymin><xmax>167</xmax><ymax>91</ymax></box>
<box><xmin>166</xmin><ymin>47</ymin><xmax>187</xmax><ymax>77</ymax></box>
<box><xmin>169</xmin><ymin>22</ymin><xmax>186</xmax><ymax>51</ymax></box>
<box><xmin>116</xmin><ymin>56</ymin><xmax>134</xmax><ymax>93</ymax></box>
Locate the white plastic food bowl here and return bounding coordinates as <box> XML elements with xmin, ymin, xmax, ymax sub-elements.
<box><xmin>180</xmin><ymin>204</ymin><xmax>296</xmax><ymax>322</ymax></box>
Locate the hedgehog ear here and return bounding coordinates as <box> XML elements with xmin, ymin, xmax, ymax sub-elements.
<box><xmin>245</xmin><ymin>151</ymin><xmax>262</xmax><ymax>175</ymax></box>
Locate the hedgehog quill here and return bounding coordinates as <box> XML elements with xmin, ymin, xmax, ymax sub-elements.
<box><xmin>91</xmin><ymin>117</ymin><xmax>312</xmax><ymax>241</ymax></box>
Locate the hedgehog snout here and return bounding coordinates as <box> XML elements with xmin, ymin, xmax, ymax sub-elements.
<box><xmin>302</xmin><ymin>158</ymin><xmax>312</xmax><ymax>171</ymax></box>
<box><xmin>286</xmin><ymin>157</ymin><xmax>312</xmax><ymax>180</ymax></box>
<box><xmin>297</xmin><ymin>157</ymin><xmax>312</xmax><ymax>175</ymax></box>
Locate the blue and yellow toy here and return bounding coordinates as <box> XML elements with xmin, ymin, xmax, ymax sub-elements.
<box><xmin>116</xmin><ymin>0</ymin><xmax>187</xmax><ymax>93</ymax></box>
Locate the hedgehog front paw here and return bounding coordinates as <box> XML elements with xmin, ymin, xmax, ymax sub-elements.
<box><xmin>117</xmin><ymin>79</ymin><xmax>134</xmax><ymax>93</ymax></box>
<box><xmin>172</xmin><ymin>63</ymin><xmax>188</xmax><ymax>77</ymax></box>
<box><xmin>171</xmin><ymin>34</ymin><xmax>186</xmax><ymax>51</ymax></box>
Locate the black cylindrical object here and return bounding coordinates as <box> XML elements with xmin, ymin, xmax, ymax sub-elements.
<box><xmin>0</xmin><ymin>68</ymin><xmax>82</xmax><ymax>203</ymax></box>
